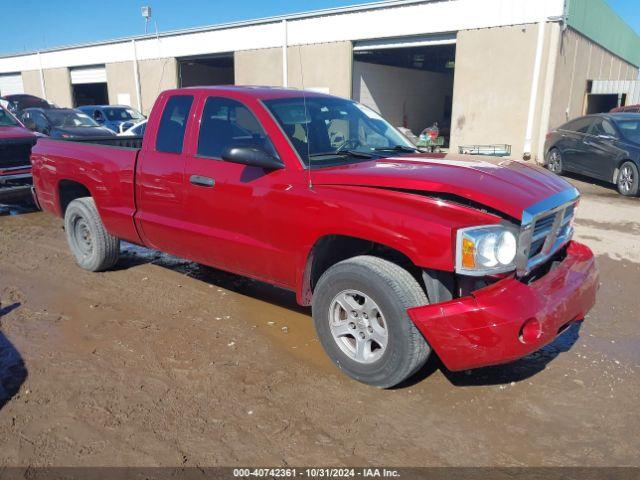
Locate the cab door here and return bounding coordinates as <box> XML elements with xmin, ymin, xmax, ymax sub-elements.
<box><xmin>179</xmin><ymin>95</ymin><xmax>292</xmax><ymax>286</ymax></box>
<box><xmin>583</xmin><ymin>118</ymin><xmax>622</xmax><ymax>181</ymax></box>
<box><xmin>134</xmin><ymin>94</ymin><xmax>195</xmax><ymax>257</ymax></box>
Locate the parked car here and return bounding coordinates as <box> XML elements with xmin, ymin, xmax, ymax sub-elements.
<box><xmin>31</xmin><ymin>87</ymin><xmax>598</xmax><ymax>388</ymax></box>
<box><xmin>1</xmin><ymin>94</ymin><xmax>55</xmax><ymax>116</ymax></box>
<box><xmin>544</xmin><ymin>113</ymin><xmax>640</xmax><ymax>196</ymax></box>
<box><xmin>118</xmin><ymin>119</ymin><xmax>147</xmax><ymax>137</ymax></box>
<box><xmin>610</xmin><ymin>104</ymin><xmax>640</xmax><ymax>113</ymax></box>
<box><xmin>0</xmin><ymin>104</ymin><xmax>37</xmax><ymax>203</ymax></box>
<box><xmin>21</xmin><ymin>108</ymin><xmax>116</xmax><ymax>139</ymax></box>
<box><xmin>78</xmin><ymin>105</ymin><xmax>145</xmax><ymax>133</ymax></box>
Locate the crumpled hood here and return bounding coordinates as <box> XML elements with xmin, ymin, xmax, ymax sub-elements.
<box><xmin>310</xmin><ymin>153</ymin><xmax>575</xmax><ymax>220</ymax></box>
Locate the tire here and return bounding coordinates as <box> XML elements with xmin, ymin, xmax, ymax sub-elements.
<box><xmin>546</xmin><ymin>148</ymin><xmax>563</xmax><ymax>175</ymax></box>
<box><xmin>64</xmin><ymin>197</ymin><xmax>120</xmax><ymax>272</ymax></box>
<box><xmin>312</xmin><ymin>255</ymin><xmax>430</xmax><ymax>388</ymax></box>
<box><xmin>617</xmin><ymin>161</ymin><xmax>639</xmax><ymax>197</ymax></box>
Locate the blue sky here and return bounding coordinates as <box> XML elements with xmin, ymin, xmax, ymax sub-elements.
<box><xmin>2</xmin><ymin>0</ymin><xmax>639</xmax><ymax>55</ymax></box>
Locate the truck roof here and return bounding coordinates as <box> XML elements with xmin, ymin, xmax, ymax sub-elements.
<box><xmin>171</xmin><ymin>85</ymin><xmax>333</xmax><ymax>100</ymax></box>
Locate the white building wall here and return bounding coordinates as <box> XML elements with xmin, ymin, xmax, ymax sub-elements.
<box><xmin>0</xmin><ymin>0</ymin><xmax>564</xmax><ymax>74</ymax></box>
<box><xmin>352</xmin><ymin>61</ymin><xmax>453</xmax><ymax>134</ymax></box>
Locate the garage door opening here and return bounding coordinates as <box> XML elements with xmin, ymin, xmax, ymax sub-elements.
<box><xmin>179</xmin><ymin>53</ymin><xmax>234</xmax><ymax>87</ymax></box>
<box><xmin>586</xmin><ymin>93</ymin><xmax>624</xmax><ymax>114</ymax></box>
<box><xmin>71</xmin><ymin>65</ymin><xmax>108</xmax><ymax>107</ymax></box>
<box><xmin>352</xmin><ymin>36</ymin><xmax>456</xmax><ymax>147</ymax></box>
<box><xmin>72</xmin><ymin>83</ymin><xmax>109</xmax><ymax>107</ymax></box>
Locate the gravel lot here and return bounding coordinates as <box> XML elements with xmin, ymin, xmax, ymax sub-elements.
<box><xmin>0</xmin><ymin>172</ymin><xmax>638</xmax><ymax>467</ymax></box>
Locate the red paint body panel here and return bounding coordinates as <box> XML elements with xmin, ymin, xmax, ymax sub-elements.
<box><xmin>31</xmin><ymin>87</ymin><xmax>598</xmax><ymax>371</ymax></box>
<box><xmin>408</xmin><ymin>241</ymin><xmax>598</xmax><ymax>371</ymax></box>
<box><xmin>30</xmin><ymin>139</ymin><xmax>141</xmax><ymax>243</ymax></box>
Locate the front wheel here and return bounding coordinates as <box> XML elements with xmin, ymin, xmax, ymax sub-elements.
<box><xmin>312</xmin><ymin>256</ymin><xmax>431</xmax><ymax>388</ymax></box>
<box><xmin>546</xmin><ymin>148</ymin><xmax>563</xmax><ymax>175</ymax></box>
<box><xmin>617</xmin><ymin>161</ymin><xmax>639</xmax><ymax>196</ymax></box>
<box><xmin>64</xmin><ymin>197</ymin><xmax>120</xmax><ymax>271</ymax></box>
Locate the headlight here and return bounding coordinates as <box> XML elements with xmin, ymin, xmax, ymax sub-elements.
<box><xmin>456</xmin><ymin>225</ymin><xmax>518</xmax><ymax>275</ymax></box>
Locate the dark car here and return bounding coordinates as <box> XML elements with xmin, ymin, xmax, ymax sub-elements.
<box><xmin>544</xmin><ymin>113</ymin><xmax>640</xmax><ymax>196</ymax></box>
<box><xmin>1</xmin><ymin>94</ymin><xmax>55</xmax><ymax>116</ymax></box>
<box><xmin>77</xmin><ymin>105</ymin><xmax>145</xmax><ymax>133</ymax></box>
<box><xmin>21</xmin><ymin>108</ymin><xmax>116</xmax><ymax>139</ymax></box>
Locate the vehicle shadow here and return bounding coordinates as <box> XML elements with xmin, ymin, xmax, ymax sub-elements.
<box><xmin>118</xmin><ymin>243</ymin><xmax>583</xmax><ymax>388</ymax></box>
<box><xmin>118</xmin><ymin>242</ymin><xmax>310</xmax><ymax>314</ymax></box>
<box><xmin>0</xmin><ymin>302</ymin><xmax>27</xmax><ymax>410</ymax></box>
<box><xmin>0</xmin><ymin>200</ymin><xmax>40</xmax><ymax>217</ymax></box>
<box><xmin>402</xmin><ymin>321</ymin><xmax>583</xmax><ymax>388</ymax></box>
<box><xmin>563</xmin><ymin>171</ymin><xmax>640</xmax><ymax>202</ymax></box>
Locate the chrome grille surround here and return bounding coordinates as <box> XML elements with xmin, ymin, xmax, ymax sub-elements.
<box><xmin>515</xmin><ymin>188</ymin><xmax>580</xmax><ymax>276</ymax></box>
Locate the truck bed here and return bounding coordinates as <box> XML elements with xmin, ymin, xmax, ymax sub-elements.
<box><xmin>31</xmin><ymin>136</ymin><xmax>143</xmax><ymax>244</ymax></box>
<box><xmin>57</xmin><ymin>135</ymin><xmax>144</xmax><ymax>149</ymax></box>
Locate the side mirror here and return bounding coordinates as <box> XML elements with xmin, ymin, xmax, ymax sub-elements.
<box><xmin>221</xmin><ymin>147</ymin><xmax>285</xmax><ymax>170</ymax></box>
<box><xmin>23</xmin><ymin>118</ymin><xmax>37</xmax><ymax>131</ymax></box>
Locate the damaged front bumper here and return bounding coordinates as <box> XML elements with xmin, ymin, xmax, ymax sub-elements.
<box><xmin>408</xmin><ymin>241</ymin><xmax>598</xmax><ymax>371</ymax></box>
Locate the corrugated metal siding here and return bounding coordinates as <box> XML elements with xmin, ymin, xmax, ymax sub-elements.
<box><xmin>566</xmin><ymin>0</ymin><xmax>640</xmax><ymax>67</ymax></box>
<box><xmin>591</xmin><ymin>80</ymin><xmax>640</xmax><ymax>105</ymax></box>
<box><xmin>70</xmin><ymin>66</ymin><xmax>107</xmax><ymax>84</ymax></box>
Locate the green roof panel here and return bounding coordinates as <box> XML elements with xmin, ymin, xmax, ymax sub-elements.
<box><xmin>566</xmin><ymin>0</ymin><xmax>640</xmax><ymax>67</ymax></box>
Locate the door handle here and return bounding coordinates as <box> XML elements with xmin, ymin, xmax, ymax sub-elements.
<box><xmin>189</xmin><ymin>175</ymin><xmax>215</xmax><ymax>187</ymax></box>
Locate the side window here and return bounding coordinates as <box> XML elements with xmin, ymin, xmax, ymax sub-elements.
<box><xmin>197</xmin><ymin>97</ymin><xmax>277</xmax><ymax>159</ymax></box>
<box><xmin>156</xmin><ymin>95</ymin><xmax>194</xmax><ymax>154</ymax></box>
<box><xmin>563</xmin><ymin>117</ymin><xmax>592</xmax><ymax>133</ymax></box>
<box><xmin>34</xmin><ymin>112</ymin><xmax>48</xmax><ymax>132</ymax></box>
<box><xmin>589</xmin><ymin>119</ymin><xmax>617</xmax><ymax>137</ymax></box>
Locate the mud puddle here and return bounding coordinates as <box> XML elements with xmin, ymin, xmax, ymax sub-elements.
<box><xmin>120</xmin><ymin>241</ymin><xmax>333</xmax><ymax>371</ymax></box>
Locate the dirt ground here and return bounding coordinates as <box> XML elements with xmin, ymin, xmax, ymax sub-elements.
<box><xmin>0</xmin><ymin>172</ymin><xmax>639</xmax><ymax>467</ymax></box>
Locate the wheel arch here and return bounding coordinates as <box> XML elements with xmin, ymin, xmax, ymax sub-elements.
<box><xmin>613</xmin><ymin>158</ymin><xmax>636</xmax><ymax>184</ymax></box>
<box><xmin>58</xmin><ymin>179</ymin><xmax>92</xmax><ymax>216</ymax></box>
<box><xmin>297</xmin><ymin>234</ymin><xmax>426</xmax><ymax>306</ymax></box>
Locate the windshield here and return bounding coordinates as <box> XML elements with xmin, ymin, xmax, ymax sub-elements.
<box><xmin>46</xmin><ymin>110</ymin><xmax>99</xmax><ymax>128</ymax></box>
<box><xmin>616</xmin><ymin>119</ymin><xmax>640</xmax><ymax>143</ymax></box>
<box><xmin>104</xmin><ymin>107</ymin><xmax>144</xmax><ymax>122</ymax></box>
<box><xmin>0</xmin><ymin>106</ymin><xmax>19</xmax><ymax>126</ymax></box>
<box><xmin>263</xmin><ymin>96</ymin><xmax>415</xmax><ymax>167</ymax></box>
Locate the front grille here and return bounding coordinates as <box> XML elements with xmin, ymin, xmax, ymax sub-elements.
<box><xmin>516</xmin><ymin>189</ymin><xmax>579</xmax><ymax>276</ymax></box>
<box><xmin>0</xmin><ymin>142</ymin><xmax>32</xmax><ymax>169</ymax></box>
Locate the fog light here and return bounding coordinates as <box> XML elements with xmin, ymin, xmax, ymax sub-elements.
<box><xmin>519</xmin><ymin>318</ymin><xmax>542</xmax><ymax>344</ymax></box>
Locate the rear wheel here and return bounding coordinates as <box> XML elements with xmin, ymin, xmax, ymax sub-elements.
<box><xmin>312</xmin><ymin>255</ymin><xmax>430</xmax><ymax>388</ymax></box>
<box><xmin>617</xmin><ymin>161</ymin><xmax>639</xmax><ymax>196</ymax></box>
<box><xmin>546</xmin><ymin>148</ymin><xmax>563</xmax><ymax>175</ymax></box>
<box><xmin>64</xmin><ymin>197</ymin><xmax>120</xmax><ymax>271</ymax></box>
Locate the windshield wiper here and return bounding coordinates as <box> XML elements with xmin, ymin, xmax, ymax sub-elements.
<box><xmin>373</xmin><ymin>145</ymin><xmax>418</xmax><ymax>153</ymax></box>
<box><xmin>309</xmin><ymin>150</ymin><xmax>374</xmax><ymax>159</ymax></box>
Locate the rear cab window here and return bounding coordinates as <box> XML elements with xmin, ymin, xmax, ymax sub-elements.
<box><xmin>156</xmin><ymin>95</ymin><xmax>194</xmax><ymax>154</ymax></box>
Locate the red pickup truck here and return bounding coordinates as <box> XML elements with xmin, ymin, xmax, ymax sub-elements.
<box><xmin>31</xmin><ymin>87</ymin><xmax>598</xmax><ymax>387</ymax></box>
<box><xmin>1</xmin><ymin>104</ymin><xmax>36</xmax><ymax>204</ymax></box>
